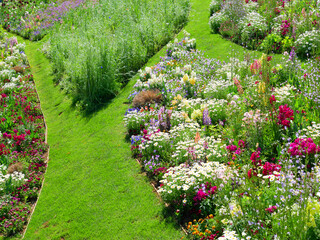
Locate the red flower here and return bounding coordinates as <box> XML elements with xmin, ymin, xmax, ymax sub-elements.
<box><xmin>269</xmin><ymin>95</ymin><xmax>276</xmax><ymax>105</ymax></box>
<box><xmin>277</xmin><ymin>104</ymin><xmax>294</xmax><ymax>128</ymax></box>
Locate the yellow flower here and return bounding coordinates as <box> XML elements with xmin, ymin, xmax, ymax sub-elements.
<box><xmin>189</xmin><ymin>78</ymin><xmax>196</xmax><ymax>85</ymax></box>
<box><xmin>176</xmin><ymin>94</ymin><xmax>182</xmax><ymax>100</ymax></box>
<box><xmin>258</xmin><ymin>81</ymin><xmax>266</xmax><ymax>94</ymax></box>
<box><xmin>181</xmin><ymin>112</ymin><xmax>189</xmax><ymax>119</ymax></box>
<box><xmin>172</xmin><ymin>100</ymin><xmax>177</xmax><ymax>106</ymax></box>
<box><xmin>191</xmin><ymin>109</ymin><xmax>202</xmax><ymax>121</ymax></box>
<box><xmin>182</xmin><ymin>74</ymin><xmax>189</xmax><ymax>83</ymax></box>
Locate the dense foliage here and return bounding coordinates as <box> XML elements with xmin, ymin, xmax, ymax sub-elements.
<box><xmin>45</xmin><ymin>0</ymin><xmax>190</xmax><ymax>109</ymax></box>
<box><xmin>0</xmin><ymin>34</ymin><xmax>48</xmax><ymax>236</ymax></box>
<box><xmin>209</xmin><ymin>0</ymin><xmax>320</xmax><ymax>58</ymax></box>
<box><xmin>0</xmin><ymin>0</ymin><xmax>84</xmax><ymax>40</ymax></box>
<box><xmin>125</xmin><ymin>33</ymin><xmax>320</xmax><ymax>239</ymax></box>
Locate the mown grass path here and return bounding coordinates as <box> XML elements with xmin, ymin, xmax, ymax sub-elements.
<box><xmin>3</xmin><ymin>0</ymin><xmax>278</xmax><ymax>239</ymax></box>
<box><xmin>21</xmin><ymin>38</ymin><xmax>184</xmax><ymax>239</ymax></box>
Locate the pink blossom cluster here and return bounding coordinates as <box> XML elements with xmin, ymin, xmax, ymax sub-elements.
<box><xmin>277</xmin><ymin>104</ymin><xmax>294</xmax><ymax>128</ymax></box>
<box><xmin>265</xmin><ymin>205</ymin><xmax>277</xmax><ymax>214</ymax></box>
<box><xmin>226</xmin><ymin>140</ymin><xmax>245</xmax><ymax>160</ymax></box>
<box><xmin>262</xmin><ymin>162</ymin><xmax>281</xmax><ymax>176</ymax></box>
<box><xmin>280</xmin><ymin>20</ymin><xmax>291</xmax><ymax>36</ymax></box>
<box><xmin>288</xmin><ymin>138</ymin><xmax>320</xmax><ymax>157</ymax></box>
<box><xmin>193</xmin><ymin>182</ymin><xmax>217</xmax><ymax>203</ymax></box>
<box><xmin>248</xmin><ymin>150</ymin><xmax>281</xmax><ymax>179</ymax></box>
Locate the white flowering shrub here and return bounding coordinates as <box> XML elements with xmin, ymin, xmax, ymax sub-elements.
<box><xmin>170</xmin><ymin>110</ymin><xmax>187</xmax><ymax>127</ymax></box>
<box><xmin>0</xmin><ymin>69</ymin><xmax>15</xmax><ymax>82</ymax></box>
<box><xmin>244</xmin><ymin>1</ymin><xmax>259</xmax><ymax>12</ymax></box>
<box><xmin>167</xmin><ymin>31</ymin><xmax>196</xmax><ymax>58</ymax></box>
<box><xmin>177</xmin><ymin>98</ymin><xmax>228</xmax><ymax>124</ymax></box>
<box><xmin>295</xmin><ymin>30</ymin><xmax>320</xmax><ymax>58</ymax></box>
<box><xmin>169</xmin><ymin>122</ymin><xmax>201</xmax><ymax>141</ymax></box>
<box><xmin>217</xmin><ymin>230</ymin><xmax>240</xmax><ymax>240</ymax></box>
<box><xmin>124</xmin><ymin>109</ymin><xmax>152</xmax><ymax>135</ymax></box>
<box><xmin>272</xmin><ymin>84</ymin><xmax>294</xmax><ymax>104</ymax></box>
<box><xmin>301</xmin><ymin>122</ymin><xmax>320</xmax><ymax>144</ymax></box>
<box><xmin>4</xmin><ymin>56</ymin><xmax>19</xmax><ymax>66</ymax></box>
<box><xmin>158</xmin><ymin>161</ymin><xmax>236</xmax><ymax>216</ymax></box>
<box><xmin>140</xmin><ymin>130</ymin><xmax>171</xmax><ymax>160</ymax></box>
<box><xmin>209</xmin><ymin>11</ymin><xmax>228</xmax><ymax>33</ymax></box>
<box><xmin>0</xmin><ymin>165</ymin><xmax>27</xmax><ymax>192</ymax></box>
<box><xmin>238</xmin><ymin>12</ymin><xmax>267</xmax><ymax>48</ymax></box>
<box><xmin>204</xmin><ymin>78</ymin><xmax>234</xmax><ymax>99</ymax></box>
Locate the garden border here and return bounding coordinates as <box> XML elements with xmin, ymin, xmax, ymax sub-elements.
<box><xmin>21</xmin><ymin>75</ymin><xmax>50</xmax><ymax>239</ymax></box>
<box><xmin>135</xmin><ymin>159</ymin><xmax>188</xmax><ymax>235</ymax></box>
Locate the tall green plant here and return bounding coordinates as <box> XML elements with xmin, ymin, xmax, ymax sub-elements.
<box><xmin>49</xmin><ymin>0</ymin><xmax>190</xmax><ymax>109</ymax></box>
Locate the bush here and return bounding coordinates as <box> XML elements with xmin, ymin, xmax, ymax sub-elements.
<box><xmin>260</xmin><ymin>33</ymin><xmax>282</xmax><ymax>53</ymax></box>
<box><xmin>295</xmin><ymin>29</ymin><xmax>320</xmax><ymax>58</ymax></box>
<box><xmin>219</xmin><ymin>20</ymin><xmax>239</xmax><ymax>39</ymax></box>
<box><xmin>0</xmin><ymin>28</ymin><xmax>4</xmax><ymax>40</ymax></box>
<box><xmin>209</xmin><ymin>11</ymin><xmax>227</xmax><ymax>33</ymax></box>
<box><xmin>209</xmin><ymin>0</ymin><xmax>222</xmax><ymax>16</ymax></box>
<box><xmin>221</xmin><ymin>0</ymin><xmax>247</xmax><ymax>23</ymax></box>
<box><xmin>238</xmin><ymin>11</ymin><xmax>268</xmax><ymax>49</ymax></box>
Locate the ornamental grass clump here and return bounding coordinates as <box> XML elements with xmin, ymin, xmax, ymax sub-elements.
<box><xmin>48</xmin><ymin>0</ymin><xmax>190</xmax><ymax>109</ymax></box>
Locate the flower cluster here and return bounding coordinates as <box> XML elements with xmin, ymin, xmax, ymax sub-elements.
<box><xmin>0</xmin><ymin>37</ymin><xmax>48</xmax><ymax>236</ymax></box>
<box><xmin>0</xmin><ymin>0</ymin><xmax>88</xmax><ymax>41</ymax></box>
<box><xmin>288</xmin><ymin>138</ymin><xmax>320</xmax><ymax>157</ymax></box>
<box><xmin>209</xmin><ymin>0</ymin><xmax>320</xmax><ymax>57</ymax></box>
<box><xmin>125</xmin><ymin>34</ymin><xmax>320</xmax><ymax>239</ymax></box>
<box><xmin>277</xmin><ymin>104</ymin><xmax>294</xmax><ymax>128</ymax></box>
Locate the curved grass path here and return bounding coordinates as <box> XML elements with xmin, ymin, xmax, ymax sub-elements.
<box><xmin>1</xmin><ymin>0</ymin><xmax>281</xmax><ymax>239</ymax></box>
<box><xmin>22</xmin><ymin>39</ymin><xmax>183</xmax><ymax>240</ymax></box>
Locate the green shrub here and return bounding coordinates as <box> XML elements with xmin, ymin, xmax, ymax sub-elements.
<box><xmin>295</xmin><ymin>29</ymin><xmax>320</xmax><ymax>58</ymax></box>
<box><xmin>209</xmin><ymin>11</ymin><xmax>227</xmax><ymax>33</ymax></box>
<box><xmin>0</xmin><ymin>28</ymin><xmax>4</xmax><ymax>40</ymax></box>
<box><xmin>209</xmin><ymin>0</ymin><xmax>222</xmax><ymax>16</ymax></box>
<box><xmin>238</xmin><ymin>11</ymin><xmax>268</xmax><ymax>49</ymax></box>
<box><xmin>260</xmin><ymin>33</ymin><xmax>282</xmax><ymax>53</ymax></box>
<box><xmin>219</xmin><ymin>20</ymin><xmax>238</xmax><ymax>39</ymax></box>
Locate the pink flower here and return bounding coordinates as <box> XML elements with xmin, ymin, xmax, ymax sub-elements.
<box><xmin>265</xmin><ymin>205</ymin><xmax>277</xmax><ymax>214</ymax></box>
<box><xmin>262</xmin><ymin>162</ymin><xmax>281</xmax><ymax>176</ymax></box>
<box><xmin>277</xmin><ymin>104</ymin><xmax>294</xmax><ymax>128</ymax></box>
<box><xmin>250</xmin><ymin>151</ymin><xmax>261</xmax><ymax>166</ymax></box>
<box><xmin>193</xmin><ymin>189</ymin><xmax>208</xmax><ymax>202</ymax></box>
<box><xmin>288</xmin><ymin>138</ymin><xmax>320</xmax><ymax>157</ymax></box>
<box><xmin>269</xmin><ymin>95</ymin><xmax>276</xmax><ymax>105</ymax></box>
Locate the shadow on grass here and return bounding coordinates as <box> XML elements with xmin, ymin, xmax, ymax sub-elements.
<box><xmin>160</xmin><ymin>205</ymin><xmax>187</xmax><ymax>232</ymax></box>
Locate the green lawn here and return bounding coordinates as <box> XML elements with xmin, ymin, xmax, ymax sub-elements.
<box><xmin>20</xmin><ymin>39</ymin><xmax>183</xmax><ymax>239</ymax></box>
<box><xmin>1</xmin><ymin>0</ymin><xmax>283</xmax><ymax>239</ymax></box>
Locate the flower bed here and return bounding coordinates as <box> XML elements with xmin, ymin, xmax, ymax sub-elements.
<box><xmin>125</xmin><ymin>32</ymin><xmax>320</xmax><ymax>239</ymax></box>
<box><xmin>209</xmin><ymin>0</ymin><xmax>320</xmax><ymax>58</ymax></box>
<box><xmin>0</xmin><ymin>0</ymin><xmax>86</xmax><ymax>40</ymax></box>
<box><xmin>0</xmin><ymin>34</ymin><xmax>48</xmax><ymax>236</ymax></box>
